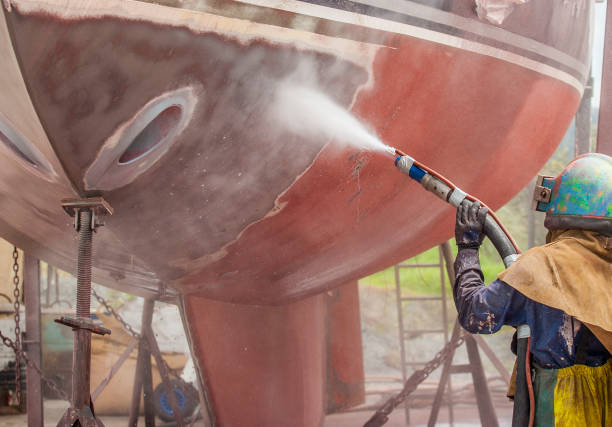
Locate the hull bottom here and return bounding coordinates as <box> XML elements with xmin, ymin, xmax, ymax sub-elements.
<box><xmin>180</xmin><ymin>281</ymin><xmax>364</xmax><ymax>426</ymax></box>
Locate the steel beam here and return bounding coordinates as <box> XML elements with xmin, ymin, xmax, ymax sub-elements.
<box><xmin>147</xmin><ymin>328</ymin><xmax>185</xmax><ymax>427</ymax></box>
<box><xmin>597</xmin><ymin>6</ymin><xmax>612</xmax><ymax>155</ymax></box>
<box><xmin>465</xmin><ymin>335</ymin><xmax>499</xmax><ymax>427</ymax></box>
<box><xmin>92</xmin><ymin>338</ymin><xmax>139</xmax><ymax>402</ymax></box>
<box><xmin>128</xmin><ymin>299</ymin><xmax>155</xmax><ymax>427</ymax></box>
<box><xmin>24</xmin><ymin>254</ymin><xmax>43</xmax><ymax>427</ymax></box>
<box><xmin>575</xmin><ymin>75</ymin><xmax>592</xmax><ymax>155</ymax></box>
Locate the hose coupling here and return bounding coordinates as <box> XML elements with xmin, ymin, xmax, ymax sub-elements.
<box><xmin>395</xmin><ymin>155</ymin><xmax>426</xmax><ymax>181</ymax></box>
<box><xmin>395</xmin><ymin>155</ymin><xmax>414</xmax><ymax>174</ymax></box>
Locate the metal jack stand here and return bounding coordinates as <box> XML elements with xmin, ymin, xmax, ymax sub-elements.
<box><xmin>128</xmin><ymin>298</ymin><xmax>186</xmax><ymax>427</ymax></box>
<box><xmin>427</xmin><ymin>243</ymin><xmax>504</xmax><ymax>427</ymax></box>
<box><xmin>56</xmin><ymin>198</ymin><xmax>113</xmax><ymax>427</ymax></box>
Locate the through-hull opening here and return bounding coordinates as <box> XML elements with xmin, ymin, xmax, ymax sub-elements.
<box><xmin>118</xmin><ymin>105</ymin><xmax>183</xmax><ymax>165</ymax></box>
<box><xmin>83</xmin><ymin>86</ymin><xmax>197</xmax><ymax>191</ymax></box>
<box><xmin>0</xmin><ymin>116</ymin><xmax>54</xmax><ymax>179</ymax></box>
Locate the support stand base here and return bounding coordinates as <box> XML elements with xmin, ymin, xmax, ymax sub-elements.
<box><xmin>57</xmin><ymin>403</ymin><xmax>105</xmax><ymax>427</ymax></box>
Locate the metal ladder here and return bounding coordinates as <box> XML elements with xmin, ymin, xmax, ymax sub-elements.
<box><xmin>394</xmin><ymin>243</ymin><xmax>453</xmax><ymax>426</ymax></box>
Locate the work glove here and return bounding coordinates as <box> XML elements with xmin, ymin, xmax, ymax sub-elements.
<box><xmin>455</xmin><ymin>200</ymin><xmax>488</xmax><ymax>249</ymax></box>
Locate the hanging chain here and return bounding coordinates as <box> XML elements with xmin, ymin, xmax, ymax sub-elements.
<box><xmin>11</xmin><ymin>247</ymin><xmax>22</xmax><ymax>407</ymax></box>
<box><xmin>92</xmin><ymin>288</ymin><xmax>139</xmax><ymax>337</ymax></box>
<box><xmin>0</xmin><ymin>327</ymin><xmax>69</xmax><ymax>401</ymax></box>
<box><xmin>91</xmin><ymin>289</ymin><xmax>187</xmax><ymax>385</ymax></box>
<box><xmin>3</xmin><ymin>251</ymin><xmax>69</xmax><ymax>403</ymax></box>
<box><xmin>364</xmin><ymin>333</ymin><xmax>466</xmax><ymax>427</ymax></box>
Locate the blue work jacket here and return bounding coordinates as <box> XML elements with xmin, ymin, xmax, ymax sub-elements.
<box><xmin>453</xmin><ymin>248</ymin><xmax>610</xmax><ymax>369</ymax></box>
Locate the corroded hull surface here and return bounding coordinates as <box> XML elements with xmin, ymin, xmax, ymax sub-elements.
<box><xmin>0</xmin><ymin>0</ymin><xmax>591</xmax><ymax>424</ymax></box>
<box><xmin>0</xmin><ymin>0</ymin><xmax>589</xmax><ymax>303</ymax></box>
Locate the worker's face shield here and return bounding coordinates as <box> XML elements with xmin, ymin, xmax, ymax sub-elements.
<box><xmin>532</xmin><ymin>175</ymin><xmax>556</xmax><ymax>212</ymax></box>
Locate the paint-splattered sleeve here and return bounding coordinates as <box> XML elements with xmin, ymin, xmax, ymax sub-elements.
<box><xmin>453</xmin><ymin>248</ymin><xmax>528</xmax><ymax>334</ymax></box>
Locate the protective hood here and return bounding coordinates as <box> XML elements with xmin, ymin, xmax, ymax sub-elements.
<box><xmin>498</xmin><ymin>229</ymin><xmax>612</xmax><ymax>353</ymax></box>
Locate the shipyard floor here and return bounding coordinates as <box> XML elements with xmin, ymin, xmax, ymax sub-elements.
<box><xmin>0</xmin><ymin>244</ymin><xmax>518</xmax><ymax>426</ymax></box>
<box><xmin>0</xmin><ymin>397</ymin><xmax>514</xmax><ymax>426</ymax></box>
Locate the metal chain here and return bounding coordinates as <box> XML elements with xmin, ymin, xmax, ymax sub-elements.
<box><xmin>11</xmin><ymin>247</ymin><xmax>21</xmax><ymax>407</ymax></box>
<box><xmin>92</xmin><ymin>288</ymin><xmax>139</xmax><ymax>337</ymax></box>
<box><xmin>364</xmin><ymin>333</ymin><xmax>466</xmax><ymax>427</ymax></box>
<box><xmin>91</xmin><ymin>289</ymin><xmax>187</xmax><ymax>384</ymax></box>
<box><xmin>0</xmin><ymin>327</ymin><xmax>70</xmax><ymax>401</ymax></box>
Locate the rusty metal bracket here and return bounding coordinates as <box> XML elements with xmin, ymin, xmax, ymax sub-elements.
<box><xmin>61</xmin><ymin>197</ymin><xmax>113</xmax><ymax>230</ymax></box>
<box><xmin>533</xmin><ymin>185</ymin><xmax>552</xmax><ymax>204</ymax></box>
<box><xmin>54</xmin><ymin>316</ymin><xmax>111</xmax><ymax>336</ymax></box>
<box><xmin>532</xmin><ymin>175</ymin><xmax>555</xmax><ymax>211</ymax></box>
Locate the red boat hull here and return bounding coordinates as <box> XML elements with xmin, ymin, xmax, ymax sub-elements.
<box><xmin>0</xmin><ymin>0</ymin><xmax>590</xmax><ymax>424</ymax></box>
<box><xmin>182</xmin><ymin>281</ymin><xmax>364</xmax><ymax>426</ymax></box>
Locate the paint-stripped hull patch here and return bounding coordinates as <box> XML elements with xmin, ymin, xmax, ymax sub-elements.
<box><xmin>9</xmin><ymin>0</ymin><xmax>584</xmax><ymax>93</ymax></box>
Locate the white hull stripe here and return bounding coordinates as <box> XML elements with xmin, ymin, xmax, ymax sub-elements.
<box><xmin>341</xmin><ymin>0</ymin><xmax>587</xmax><ymax>77</ymax></box>
<box><xmin>236</xmin><ymin>0</ymin><xmax>585</xmax><ymax>94</ymax></box>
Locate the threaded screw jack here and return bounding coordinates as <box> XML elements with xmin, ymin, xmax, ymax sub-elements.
<box><xmin>76</xmin><ymin>209</ymin><xmax>93</xmax><ymax>319</ymax></box>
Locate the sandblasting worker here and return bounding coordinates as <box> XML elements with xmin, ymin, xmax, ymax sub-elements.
<box><xmin>452</xmin><ymin>153</ymin><xmax>611</xmax><ymax>426</ymax></box>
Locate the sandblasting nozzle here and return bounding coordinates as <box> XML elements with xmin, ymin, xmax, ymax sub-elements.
<box><xmin>395</xmin><ymin>155</ymin><xmax>426</xmax><ymax>182</ymax></box>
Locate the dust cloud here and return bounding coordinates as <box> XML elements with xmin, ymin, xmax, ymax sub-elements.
<box><xmin>268</xmin><ymin>83</ymin><xmax>396</xmax><ymax>156</ymax></box>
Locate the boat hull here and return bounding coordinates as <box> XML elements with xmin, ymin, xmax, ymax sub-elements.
<box><xmin>0</xmin><ymin>0</ymin><xmax>587</xmax><ymax>304</ymax></box>
<box><xmin>0</xmin><ymin>0</ymin><xmax>591</xmax><ymax>424</ymax></box>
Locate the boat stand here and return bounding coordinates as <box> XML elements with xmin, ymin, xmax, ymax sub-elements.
<box><xmin>87</xmin><ymin>294</ymin><xmax>192</xmax><ymax>427</ymax></box>
<box><xmin>127</xmin><ymin>298</ymin><xmax>186</xmax><ymax>427</ymax></box>
<box><xmin>427</xmin><ymin>242</ymin><xmax>510</xmax><ymax>427</ymax></box>
<box><xmin>56</xmin><ymin>198</ymin><xmax>113</xmax><ymax>427</ymax></box>
<box><xmin>427</xmin><ymin>244</ymin><xmax>508</xmax><ymax>426</ymax></box>
<box><xmin>392</xmin><ymin>242</ymin><xmax>507</xmax><ymax>426</ymax></box>
<box><xmin>427</xmin><ymin>321</ymin><xmax>499</xmax><ymax>427</ymax></box>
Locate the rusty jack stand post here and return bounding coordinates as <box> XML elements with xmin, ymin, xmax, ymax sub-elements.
<box><xmin>56</xmin><ymin>198</ymin><xmax>113</xmax><ymax>427</ymax></box>
<box><xmin>128</xmin><ymin>298</ymin><xmax>186</xmax><ymax>427</ymax></box>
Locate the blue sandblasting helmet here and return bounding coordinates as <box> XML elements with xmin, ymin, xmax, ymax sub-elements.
<box><xmin>532</xmin><ymin>153</ymin><xmax>612</xmax><ymax>236</ymax></box>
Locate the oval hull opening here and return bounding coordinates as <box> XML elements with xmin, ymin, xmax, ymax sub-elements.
<box><xmin>119</xmin><ymin>105</ymin><xmax>182</xmax><ymax>165</ymax></box>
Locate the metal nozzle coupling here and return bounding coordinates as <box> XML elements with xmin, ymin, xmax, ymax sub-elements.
<box><xmin>394</xmin><ymin>155</ymin><xmax>467</xmax><ymax>207</ymax></box>
<box><xmin>395</xmin><ymin>155</ymin><xmax>427</xmax><ymax>182</ymax></box>
<box><xmin>395</xmin><ymin>155</ymin><xmax>415</xmax><ymax>175</ymax></box>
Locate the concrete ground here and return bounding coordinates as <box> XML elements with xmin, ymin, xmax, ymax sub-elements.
<box><xmin>0</xmin><ymin>282</ymin><xmax>516</xmax><ymax>426</ymax></box>
<box><xmin>0</xmin><ymin>400</ymin><xmax>206</xmax><ymax>426</ymax></box>
<box><xmin>0</xmin><ymin>397</ymin><xmax>514</xmax><ymax>426</ymax></box>
<box><xmin>325</xmin><ymin>401</ymin><xmax>514</xmax><ymax>426</ymax></box>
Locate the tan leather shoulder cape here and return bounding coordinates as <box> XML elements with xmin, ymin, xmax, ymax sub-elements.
<box><xmin>498</xmin><ymin>229</ymin><xmax>612</xmax><ymax>353</ymax></box>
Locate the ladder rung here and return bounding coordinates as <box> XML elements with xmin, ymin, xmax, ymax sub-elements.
<box><xmin>397</xmin><ymin>263</ymin><xmax>442</xmax><ymax>268</ymax></box>
<box><xmin>449</xmin><ymin>364</ymin><xmax>472</xmax><ymax>374</ymax></box>
<box><xmin>403</xmin><ymin>329</ymin><xmax>445</xmax><ymax>335</ymax></box>
<box><xmin>400</xmin><ymin>296</ymin><xmax>443</xmax><ymax>301</ymax></box>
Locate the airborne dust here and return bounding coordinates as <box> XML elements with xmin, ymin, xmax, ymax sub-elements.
<box><xmin>269</xmin><ymin>84</ymin><xmax>397</xmax><ymax>156</ymax></box>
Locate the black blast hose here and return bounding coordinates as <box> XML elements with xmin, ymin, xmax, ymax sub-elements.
<box><xmin>394</xmin><ymin>154</ymin><xmax>521</xmax><ymax>267</ymax></box>
<box><xmin>512</xmin><ymin>325</ymin><xmax>534</xmax><ymax>427</ymax></box>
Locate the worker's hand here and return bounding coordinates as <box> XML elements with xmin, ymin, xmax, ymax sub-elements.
<box><xmin>455</xmin><ymin>200</ymin><xmax>488</xmax><ymax>249</ymax></box>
